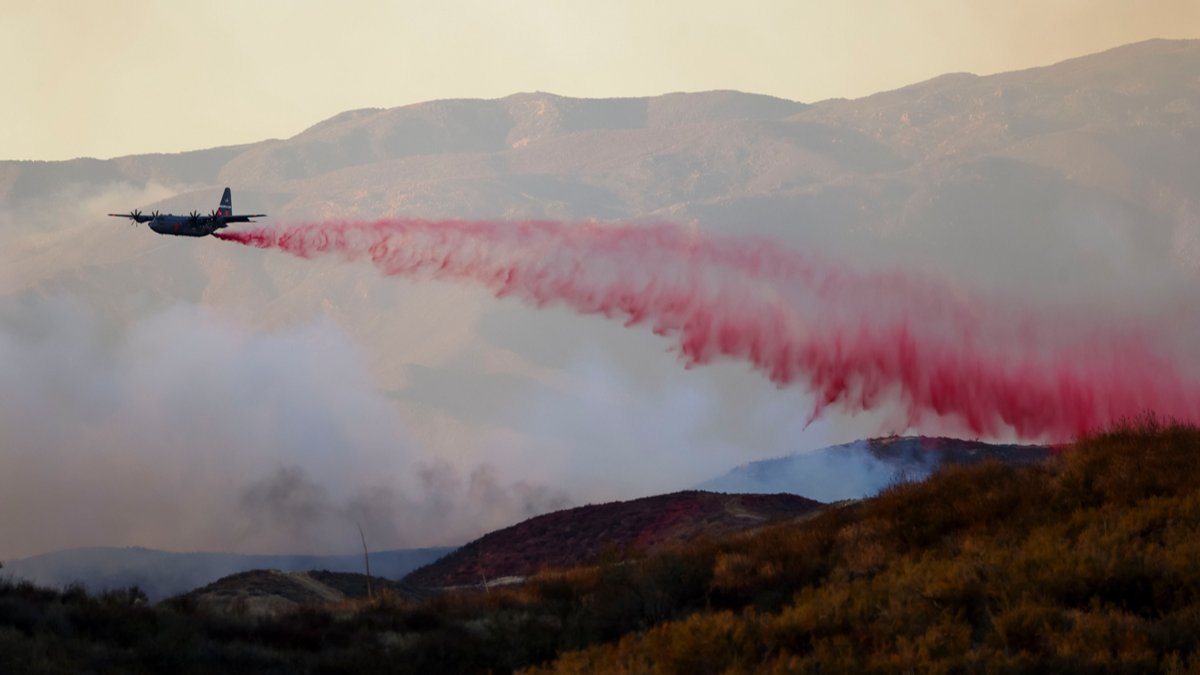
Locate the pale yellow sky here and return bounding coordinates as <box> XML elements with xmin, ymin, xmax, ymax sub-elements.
<box><xmin>3</xmin><ymin>0</ymin><xmax>1198</xmax><ymax>160</ymax></box>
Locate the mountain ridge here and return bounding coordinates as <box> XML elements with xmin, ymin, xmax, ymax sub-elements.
<box><xmin>697</xmin><ymin>436</ymin><xmax>1057</xmax><ymax>502</ymax></box>
<box><xmin>6</xmin><ymin>38</ymin><xmax>1197</xmax><ymax>178</ymax></box>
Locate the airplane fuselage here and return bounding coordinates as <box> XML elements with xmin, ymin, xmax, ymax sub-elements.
<box><xmin>147</xmin><ymin>216</ymin><xmax>228</xmax><ymax>237</ymax></box>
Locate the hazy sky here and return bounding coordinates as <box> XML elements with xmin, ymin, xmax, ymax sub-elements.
<box><xmin>3</xmin><ymin>0</ymin><xmax>1199</xmax><ymax>160</ymax></box>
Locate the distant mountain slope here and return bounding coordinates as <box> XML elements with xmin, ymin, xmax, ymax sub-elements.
<box><xmin>0</xmin><ymin>144</ymin><xmax>256</xmax><ymax>213</ymax></box>
<box><xmin>402</xmin><ymin>491</ymin><xmax>823</xmax><ymax>589</ymax></box>
<box><xmin>697</xmin><ymin>436</ymin><xmax>1056</xmax><ymax>501</ymax></box>
<box><xmin>1</xmin><ymin>546</ymin><xmax>453</xmax><ymax>602</ymax></box>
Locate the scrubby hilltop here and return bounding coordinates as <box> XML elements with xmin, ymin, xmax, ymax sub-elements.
<box><xmin>174</xmin><ymin>569</ymin><xmax>407</xmax><ymax>615</ymax></box>
<box><xmin>402</xmin><ymin>491</ymin><xmax>824</xmax><ymax>589</ymax></box>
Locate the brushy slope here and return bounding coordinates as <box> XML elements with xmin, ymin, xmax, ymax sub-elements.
<box><xmin>2</xmin><ymin>418</ymin><xmax>1198</xmax><ymax>674</ymax></box>
<box><xmin>531</xmin><ymin>416</ymin><xmax>1200</xmax><ymax>674</ymax></box>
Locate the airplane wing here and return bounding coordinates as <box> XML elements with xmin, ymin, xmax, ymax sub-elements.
<box><xmin>107</xmin><ymin>212</ymin><xmax>153</xmax><ymax>223</ymax></box>
<box><xmin>222</xmin><ymin>214</ymin><xmax>267</xmax><ymax>223</ymax></box>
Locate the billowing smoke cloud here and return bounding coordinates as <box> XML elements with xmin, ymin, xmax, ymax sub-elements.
<box><xmin>0</xmin><ymin>296</ymin><xmax>567</xmax><ymax>560</ymax></box>
<box><xmin>235</xmin><ymin>462</ymin><xmax>568</xmax><ymax>554</ymax></box>
<box><xmin>218</xmin><ymin>219</ymin><xmax>1200</xmax><ymax>440</ymax></box>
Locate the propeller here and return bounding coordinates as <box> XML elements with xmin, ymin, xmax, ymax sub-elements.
<box><xmin>188</xmin><ymin>210</ymin><xmax>201</xmax><ymax>224</ymax></box>
<box><xmin>150</xmin><ymin>210</ymin><xmax>161</xmax><ymax>220</ymax></box>
<box><xmin>209</xmin><ymin>209</ymin><xmax>222</xmax><ymax>220</ymax></box>
<box><xmin>107</xmin><ymin>210</ymin><xmax>146</xmax><ymax>226</ymax></box>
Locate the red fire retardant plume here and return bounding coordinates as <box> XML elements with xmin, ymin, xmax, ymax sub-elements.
<box><xmin>216</xmin><ymin>219</ymin><xmax>1200</xmax><ymax>441</ymax></box>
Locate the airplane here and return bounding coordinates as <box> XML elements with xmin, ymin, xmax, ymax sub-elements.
<box><xmin>108</xmin><ymin>187</ymin><xmax>266</xmax><ymax>237</ymax></box>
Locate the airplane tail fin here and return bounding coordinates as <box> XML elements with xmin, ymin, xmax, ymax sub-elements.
<box><xmin>217</xmin><ymin>188</ymin><xmax>232</xmax><ymax>217</ymax></box>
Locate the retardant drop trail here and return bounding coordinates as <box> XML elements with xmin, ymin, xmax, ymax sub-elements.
<box><xmin>216</xmin><ymin>219</ymin><xmax>1200</xmax><ymax>441</ymax></box>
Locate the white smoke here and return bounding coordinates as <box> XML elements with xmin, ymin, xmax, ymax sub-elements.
<box><xmin>0</xmin><ymin>296</ymin><xmax>566</xmax><ymax>559</ymax></box>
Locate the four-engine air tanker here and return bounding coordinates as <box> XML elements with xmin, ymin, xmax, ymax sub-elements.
<box><xmin>108</xmin><ymin>187</ymin><xmax>265</xmax><ymax>237</ymax></box>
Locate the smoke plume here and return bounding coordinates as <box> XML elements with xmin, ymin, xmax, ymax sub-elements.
<box><xmin>0</xmin><ymin>296</ymin><xmax>568</xmax><ymax>560</ymax></box>
<box><xmin>218</xmin><ymin>219</ymin><xmax>1200</xmax><ymax>441</ymax></box>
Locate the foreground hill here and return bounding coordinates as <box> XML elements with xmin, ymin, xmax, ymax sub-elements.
<box><xmin>173</xmin><ymin>569</ymin><xmax>406</xmax><ymax>615</ymax></box>
<box><xmin>698</xmin><ymin>435</ymin><xmax>1056</xmax><ymax>501</ymax></box>
<box><xmin>1</xmin><ymin>419</ymin><xmax>1197</xmax><ymax>673</ymax></box>
<box><xmin>1</xmin><ymin>546</ymin><xmax>453</xmax><ymax>602</ymax></box>
<box><xmin>402</xmin><ymin>490</ymin><xmax>824</xmax><ymax>589</ymax></box>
